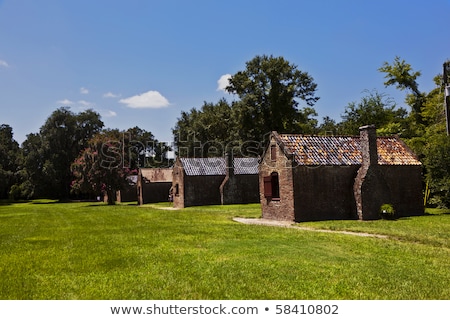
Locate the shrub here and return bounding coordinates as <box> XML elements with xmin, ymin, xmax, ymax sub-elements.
<box><xmin>380</xmin><ymin>203</ymin><xmax>395</xmax><ymax>219</ymax></box>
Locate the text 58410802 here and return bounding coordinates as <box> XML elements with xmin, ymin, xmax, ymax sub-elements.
<box><xmin>275</xmin><ymin>304</ymin><xmax>338</xmax><ymax>315</ymax></box>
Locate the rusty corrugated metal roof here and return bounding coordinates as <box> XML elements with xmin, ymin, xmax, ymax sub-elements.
<box><xmin>277</xmin><ymin>134</ymin><xmax>421</xmax><ymax>166</ymax></box>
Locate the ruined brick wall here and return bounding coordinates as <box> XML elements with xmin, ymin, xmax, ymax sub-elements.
<box><xmin>293</xmin><ymin>166</ymin><xmax>359</xmax><ymax>221</ymax></box>
<box><xmin>259</xmin><ymin>137</ymin><xmax>295</xmax><ymax>221</ymax></box>
<box><xmin>222</xmin><ymin>174</ymin><xmax>260</xmax><ymax>205</ymax></box>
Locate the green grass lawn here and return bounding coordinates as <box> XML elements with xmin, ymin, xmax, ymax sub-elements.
<box><xmin>0</xmin><ymin>201</ymin><xmax>449</xmax><ymax>299</ymax></box>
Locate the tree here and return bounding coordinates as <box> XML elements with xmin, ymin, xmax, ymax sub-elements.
<box><xmin>379</xmin><ymin>56</ymin><xmax>426</xmax><ymax>124</ymax></box>
<box><xmin>173</xmin><ymin>99</ymin><xmax>238</xmax><ymax>157</ymax></box>
<box><xmin>18</xmin><ymin>107</ymin><xmax>104</xmax><ymax>200</ymax></box>
<box><xmin>125</xmin><ymin>126</ymin><xmax>171</xmax><ymax>168</ymax></box>
<box><xmin>317</xmin><ymin>116</ymin><xmax>338</xmax><ymax>136</ymax></box>
<box><xmin>378</xmin><ymin>58</ymin><xmax>450</xmax><ymax>207</ymax></box>
<box><xmin>71</xmin><ymin>130</ymin><xmax>133</xmax><ymax>205</ymax></box>
<box><xmin>0</xmin><ymin>124</ymin><xmax>20</xmax><ymax>199</ymax></box>
<box><xmin>338</xmin><ymin>90</ymin><xmax>407</xmax><ymax>135</ymax></box>
<box><xmin>226</xmin><ymin>55</ymin><xmax>319</xmax><ymax>141</ymax></box>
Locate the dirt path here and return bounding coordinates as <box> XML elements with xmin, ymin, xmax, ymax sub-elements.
<box><xmin>232</xmin><ymin>217</ymin><xmax>389</xmax><ymax>239</ymax></box>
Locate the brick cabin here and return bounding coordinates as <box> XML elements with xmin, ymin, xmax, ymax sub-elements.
<box><xmin>172</xmin><ymin>156</ymin><xmax>259</xmax><ymax>208</ymax></box>
<box><xmin>259</xmin><ymin>125</ymin><xmax>423</xmax><ymax>221</ymax></box>
<box><xmin>137</xmin><ymin>168</ymin><xmax>173</xmax><ymax>205</ymax></box>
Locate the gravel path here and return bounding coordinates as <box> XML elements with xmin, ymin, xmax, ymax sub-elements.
<box><xmin>232</xmin><ymin>217</ymin><xmax>389</xmax><ymax>239</ymax></box>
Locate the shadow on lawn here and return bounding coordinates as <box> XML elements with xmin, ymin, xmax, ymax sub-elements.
<box><xmin>0</xmin><ymin>200</ymin><xmax>30</xmax><ymax>206</ymax></box>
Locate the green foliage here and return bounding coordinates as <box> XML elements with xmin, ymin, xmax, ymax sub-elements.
<box><xmin>422</xmin><ymin>134</ymin><xmax>450</xmax><ymax>207</ymax></box>
<box><xmin>379</xmin><ymin>56</ymin><xmax>425</xmax><ymax>123</ymax></box>
<box><xmin>125</xmin><ymin>126</ymin><xmax>170</xmax><ymax>168</ymax></box>
<box><xmin>71</xmin><ymin>130</ymin><xmax>132</xmax><ymax>205</ymax></box>
<box><xmin>16</xmin><ymin>107</ymin><xmax>104</xmax><ymax>200</ymax></box>
<box><xmin>70</xmin><ymin>126</ymin><xmax>168</xmax><ymax>204</ymax></box>
<box><xmin>379</xmin><ymin>56</ymin><xmax>422</xmax><ymax>95</ymax></box>
<box><xmin>380</xmin><ymin>203</ymin><xmax>395</xmax><ymax>219</ymax></box>
<box><xmin>226</xmin><ymin>55</ymin><xmax>319</xmax><ymax>140</ymax></box>
<box><xmin>338</xmin><ymin>90</ymin><xmax>407</xmax><ymax>135</ymax></box>
<box><xmin>0</xmin><ymin>124</ymin><xmax>20</xmax><ymax>199</ymax></box>
<box><xmin>378</xmin><ymin>57</ymin><xmax>450</xmax><ymax>208</ymax></box>
<box><xmin>173</xmin><ymin>99</ymin><xmax>239</xmax><ymax>157</ymax></box>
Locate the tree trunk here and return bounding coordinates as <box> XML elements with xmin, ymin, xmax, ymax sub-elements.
<box><xmin>106</xmin><ymin>188</ymin><xmax>116</xmax><ymax>205</ymax></box>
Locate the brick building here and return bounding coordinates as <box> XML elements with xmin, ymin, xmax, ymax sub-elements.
<box><xmin>260</xmin><ymin>125</ymin><xmax>423</xmax><ymax>221</ymax></box>
<box><xmin>172</xmin><ymin>156</ymin><xmax>259</xmax><ymax>208</ymax></box>
<box><xmin>137</xmin><ymin>168</ymin><xmax>173</xmax><ymax>205</ymax></box>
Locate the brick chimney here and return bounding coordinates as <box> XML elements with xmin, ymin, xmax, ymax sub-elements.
<box><xmin>353</xmin><ymin>125</ymin><xmax>390</xmax><ymax>220</ymax></box>
<box><xmin>359</xmin><ymin>124</ymin><xmax>378</xmax><ymax>167</ymax></box>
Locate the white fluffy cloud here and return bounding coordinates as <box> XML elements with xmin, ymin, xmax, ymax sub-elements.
<box><xmin>103</xmin><ymin>92</ymin><xmax>121</xmax><ymax>98</ymax></box>
<box><xmin>119</xmin><ymin>90</ymin><xmax>170</xmax><ymax>109</ymax></box>
<box><xmin>57</xmin><ymin>99</ymin><xmax>74</xmax><ymax>105</ymax></box>
<box><xmin>217</xmin><ymin>74</ymin><xmax>231</xmax><ymax>92</ymax></box>
<box><xmin>80</xmin><ymin>87</ymin><xmax>89</xmax><ymax>94</ymax></box>
<box><xmin>56</xmin><ymin>99</ymin><xmax>96</xmax><ymax>109</ymax></box>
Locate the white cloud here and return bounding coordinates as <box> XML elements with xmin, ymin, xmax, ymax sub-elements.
<box><xmin>78</xmin><ymin>100</ymin><xmax>94</xmax><ymax>107</ymax></box>
<box><xmin>101</xmin><ymin>110</ymin><xmax>117</xmax><ymax>118</ymax></box>
<box><xmin>119</xmin><ymin>90</ymin><xmax>170</xmax><ymax>109</ymax></box>
<box><xmin>0</xmin><ymin>60</ymin><xmax>9</xmax><ymax>68</ymax></box>
<box><xmin>57</xmin><ymin>99</ymin><xmax>74</xmax><ymax>105</ymax></box>
<box><xmin>217</xmin><ymin>74</ymin><xmax>231</xmax><ymax>92</ymax></box>
<box><xmin>80</xmin><ymin>87</ymin><xmax>89</xmax><ymax>94</ymax></box>
<box><xmin>103</xmin><ymin>92</ymin><xmax>121</xmax><ymax>98</ymax></box>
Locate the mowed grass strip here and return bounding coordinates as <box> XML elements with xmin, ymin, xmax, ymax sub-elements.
<box><xmin>0</xmin><ymin>201</ymin><xmax>448</xmax><ymax>299</ymax></box>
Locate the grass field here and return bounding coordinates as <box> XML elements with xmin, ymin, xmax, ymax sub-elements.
<box><xmin>0</xmin><ymin>201</ymin><xmax>449</xmax><ymax>300</ymax></box>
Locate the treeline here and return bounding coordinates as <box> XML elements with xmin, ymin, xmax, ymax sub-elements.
<box><xmin>1</xmin><ymin>55</ymin><xmax>450</xmax><ymax>206</ymax></box>
<box><xmin>0</xmin><ymin>108</ymin><xmax>169</xmax><ymax>202</ymax></box>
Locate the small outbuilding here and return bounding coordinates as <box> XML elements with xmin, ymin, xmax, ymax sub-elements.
<box><xmin>259</xmin><ymin>125</ymin><xmax>423</xmax><ymax>221</ymax></box>
<box><xmin>137</xmin><ymin>168</ymin><xmax>173</xmax><ymax>205</ymax></box>
<box><xmin>172</xmin><ymin>155</ymin><xmax>259</xmax><ymax>208</ymax></box>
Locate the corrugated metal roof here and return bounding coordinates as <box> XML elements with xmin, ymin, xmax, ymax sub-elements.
<box><xmin>180</xmin><ymin>157</ymin><xmax>259</xmax><ymax>176</ymax></box>
<box><xmin>277</xmin><ymin>134</ymin><xmax>421</xmax><ymax>166</ymax></box>
<box><xmin>181</xmin><ymin>158</ymin><xmax>226</xmax><ymax>176</ymax></box>
<box><xmin>233</xmin><ymin>157</ymin><xmax>259</xmax><ymax>175</ymax></box>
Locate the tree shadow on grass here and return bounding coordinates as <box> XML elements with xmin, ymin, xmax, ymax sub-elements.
<box><xmin>0</xmin><ymin>200</ymin><xmax>30</xmax><ymax>206</ymax></box>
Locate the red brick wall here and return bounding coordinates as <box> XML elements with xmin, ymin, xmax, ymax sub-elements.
<box><xmin>259</xmin><ymin>137</ymin><xmax>295</xmax><ymax>221</ymax></box>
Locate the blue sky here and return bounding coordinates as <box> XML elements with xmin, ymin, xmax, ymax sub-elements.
<box><xmin>0</xmin><ymin>0</ymin><xmax>448</xmax><ymax>144</ymax></box>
